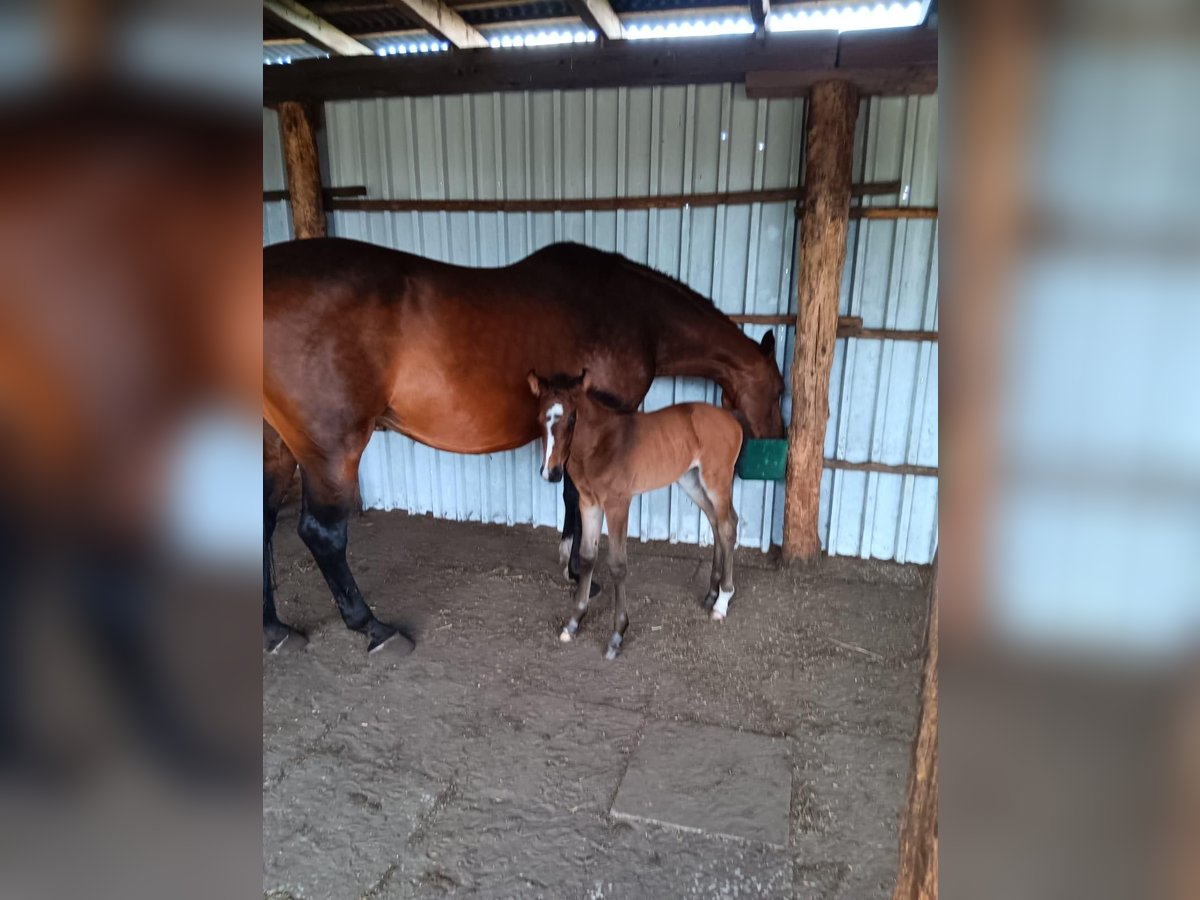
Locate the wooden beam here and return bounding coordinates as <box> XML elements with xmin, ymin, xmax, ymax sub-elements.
<box><xmin>824</xmin><ymin>459</ymin><xmax>938</xmax><ymax>478</ymax></box>
<box><xmin>263</xmin><ymin>185</ymin><xmax>368</xmax><ymax>203</ymax></box>
<box><xmin>266</xmin><ymin>32</ymin><xmax>883</xmax><ymax>102</ymax></box>
<box><xmin>747</xmin><ymin>25</ymin><xmax>938</xmax><ymax>97</ymax></box>
<box><xmin>731</xmin><ymin>314</ymin><xmax>939</xmax><ymax>344</ymax></box>
<box><xmin>783</xmin><ymin>80</ymin><xmax>859</xmax><ymax>564</ymax></box>
<box><xmin>383</xmin><ymin>0</ymin><xmax>488</xmax><ymax>49</ymax></box>
<box><xmin>746</xmin><ymin>65</ymin><xmax>937</xmax><ymax>98</ymax></box>
<box><xmin>326</xmin><ymin>181</ymin><xmax>900</xmax><ymax>214</ymax></box>
<box><xmin>749</xmin><ymin>0</ymin><xmax>770</xmax><ymax>31</ymax></box>
<box><xmin>263</xmin><ymin>0</ymin><xmax>374</xmax><ymax>57</ymax></box>
<box><xmin>277</xmin><ymin>101</ymin><xmax>326</xmax><ymax>239</ymax></box>
<box><xmin>565</xmin><ymin>0</ymin><xmax>624</xmax><ymax>40</ymax></box>
<box><xmin>893</xmin><ymin>556</ymin><xmax>938</xmax><ymax>900</ymax></box>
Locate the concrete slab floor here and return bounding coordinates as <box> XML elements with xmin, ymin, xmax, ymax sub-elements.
<box><xmin>264</xmin><ymin>508</ymin><xmax>927</xmax><ymax>900</ymax></box>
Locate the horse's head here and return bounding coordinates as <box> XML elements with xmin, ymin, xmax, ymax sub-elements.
<box><xmin>722</xmin><ymin>331</ymin><xmax>785</xmax><ymax>439</ymax></box>
<box><xmin>527</xmin><ymin>370</ymin><xmax>586</xmax><ymax>482</ymax></box>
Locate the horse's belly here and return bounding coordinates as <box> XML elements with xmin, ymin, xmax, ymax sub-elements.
<box><xmin>383</xmin><ymin>389</ymin><xmax>537</xmax><ymax>455</ymax></box>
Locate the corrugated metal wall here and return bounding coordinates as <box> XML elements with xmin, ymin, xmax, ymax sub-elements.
<box><xmin>262</xmin><ymin>89</ymin><xmax>938</xmax><ymax>563</ymax></box>
<box><xmin>262</xmin><ymin>108</ymin><xmax>292</xmax><ymax>245</ymax></box>
<box><xmin>828</xmin><ymin>94</ymin><xmax>939</xmax><ymax>563</ymax></box>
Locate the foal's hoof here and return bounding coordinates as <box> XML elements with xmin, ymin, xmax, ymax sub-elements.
<box><xmin>368</xmin><ymin>630</ymin><xmax>416</xmax><ymax>659</ymax></box>
<box><xmin>605</xmin><ymin>635</ymin><xmax>623</xmax><ymax>661</ymax></box>
<box><xmin>264</xmin><ymin>627</ymin><xmax>308</xmax><ymax>654</ymax></box>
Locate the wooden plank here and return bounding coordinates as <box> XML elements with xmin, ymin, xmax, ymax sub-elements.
<box><xmin>263</xmin><ymin>185</ymin><xmax>368</xmax><ymax>203</ymax></box>
<box><xmin>326</xmin><ymin>181</ymin><xmax>899</xmax><ymax>214</ymax></box>
<box><xmin>265</xmin><ymin>33</ymin><xmax>841</xmax><ymax>102</ymax></box>
<box><xmin>746</xmin><ymin>65</ymin><xmax>937</xmax><ymax>98</ymax></box>
<box><xmin>264</xmin><ymin>0</ymin><xmax>374</xmax><ymax>57</ymax></box>
<box><xmin>277</xmin><ymin>101</ymin><xmax>326</xmax><ymax>239</ymax></box>
<box><xmin>565</xmin><ymin>0</ymin><xmax>624</xmax><ymax>40</ymax></box>
<box><xmin>749</xmin><ymin>0</ymin><xmax>770</xmax><ymax>30</ymax></box>
<box><xmin>854</xmin><ymin>207</ymin><xmax>938</xmax><ymax>220</ymax></box>
<box><xmin>893</xmin><ymin>556</ymin><xmax>938</xmax><ymax>900</ymax></box>
<box><xmin>731</xmin><ymin>314</ymin><xmax>939</xmax><ymax>343</ymax></box>
<box><xmin>783</xmin><ymin>80</ymin><xmax>859</xmax><ymax>564</ymax></box>
<box><xmin>824</xmin><ymin>459</ymin><xmax>938</xmax><ymax>478</ymax></box>
<box><xmin>383</xmin><ymin>0</ymin><xmax>489</xmax><ymax>48</ymax></box>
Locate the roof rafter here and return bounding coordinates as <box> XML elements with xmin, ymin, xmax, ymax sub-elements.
<box><xmin>264</xmin><ymin>0</ymin><xmax>374</xmax><ymax>56</ymax></box>
<box><xmin>565</xmin><ymin>0</ymin><xmax>624</xmax><ymax>40</ymax></box>
<box><xmin>383</xmin><ymin>0</ymin><xmax>489</xmax><ymax>49</ymax></box>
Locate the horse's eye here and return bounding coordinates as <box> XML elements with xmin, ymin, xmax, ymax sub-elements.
<box><xmin>567</xmin><ymin>412</ymin><xmax>576</xmax><ymax>427</ymax></box>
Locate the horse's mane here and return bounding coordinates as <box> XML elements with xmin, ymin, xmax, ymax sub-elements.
<box><xmin>611</xmin><ymin>254</ymin><xmax>717</xmax><ymax>312</ymax></box>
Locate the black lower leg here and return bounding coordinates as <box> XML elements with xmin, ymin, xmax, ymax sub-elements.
<box><xmin>561</xmin><ymin>472</ymin><xmax>579</xmax><ymax>544</ymax></box>
<box><xmin>263</xmin><ymin>482</ymin><xmax>304</xmax><ymax>651</ymax></box>
<box><xmin>297</xmin><ymin>485</ymin><xmax>403</xmax><ymax>652</ymax></box>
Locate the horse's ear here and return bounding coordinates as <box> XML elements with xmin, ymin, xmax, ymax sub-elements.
<box><xmin>760</xmin><ymin>331</ymin><xmax>776</xmax><ymax>357</ymax></box>
<box><xmin>579</xmin><ymin>368</ymin><xmax>591</xmax><ymax>391</ymax></box>
<box><xmin>527</xmin><ymin>371</ymin><xmax>541</xmax><ymax>396</ymax></box>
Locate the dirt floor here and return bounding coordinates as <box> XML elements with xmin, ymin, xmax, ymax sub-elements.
<box><xmin>264</xmin><ymin>507</ymin><xmax>929</xmax><ymax>900</ymax></box>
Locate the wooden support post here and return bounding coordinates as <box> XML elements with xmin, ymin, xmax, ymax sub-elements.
<box><xmin>893</xmin><ymin>557</ymin><xmax>938</xmax><ymax>900</ymax></box>
<box><xmin>782</xmin><ymin>79</ymin><xmax>859</xmax><ymax>563</ymax></box>
<box><xmin>277</xmin><ymin>100</ymin><xmax>326</xmax><ymax>240</ymax></box>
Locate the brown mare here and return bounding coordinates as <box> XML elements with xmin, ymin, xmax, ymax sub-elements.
<box><xmin>530</xmin><ymin>371</ymin><xmax>743</xmax><ymax>659</ymax></box>
<box><xmin>263</xmin><ymin>237</ymin><xmax>784</xmax><ymax>656</ymax></box>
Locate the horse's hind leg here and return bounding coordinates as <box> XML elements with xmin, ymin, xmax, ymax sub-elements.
<box><xmin>678</xmin><ymin>469</ymin><xmax>723</xmax><ymax>611</ymax></box>
<box><xmin>710</xmin><ymin>490</ymin><xmax>738</xmax><ymax>622</ymax></box>
<box><xmin>603</xmin><ymin>499</ymin><xmax>631</xmax><ymax>660</ymax></box>
<box><xmin>264</xmin><ymin>424</ymin><xmax>305</xmax><ymax>653</ymax></box>
<box><xmin>295</xmin><ymin>433</ymin><xmax>414</xmax><ymax>657</ymax></box>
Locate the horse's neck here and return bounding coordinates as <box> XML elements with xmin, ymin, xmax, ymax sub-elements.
<box><xmin>655</xmin><ymin>305</ymin><xmax>751</xmax><ymax>388</ymax></box>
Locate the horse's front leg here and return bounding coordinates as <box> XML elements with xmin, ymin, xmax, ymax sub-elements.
<box><xmin>603</xmin><ymin>499</ymin><xmax>631</xmax><ymax>660</ymax></box>
<box><xmin>560</xmin><ymin>503</ymin><xmax>603</xmax><ymax>642</ymax></box>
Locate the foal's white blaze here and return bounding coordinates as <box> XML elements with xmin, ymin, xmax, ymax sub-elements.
<box><xmin>711</xmin><ymin>588</ymin><xmax>734</xmax><ymax>621</ymax></box>
<box><xmin>541</xmin><ymin>402</ymin><xmax>564</xmax><ymax>479</ymax></box>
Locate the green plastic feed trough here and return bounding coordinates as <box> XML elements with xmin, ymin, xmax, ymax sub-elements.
<box><xmin>737</xmin><ymin>438</ymin><xmax>788</xmax><ymax>481</ymax></box>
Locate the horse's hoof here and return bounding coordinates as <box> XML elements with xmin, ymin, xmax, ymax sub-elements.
<box><xmin>559</xmin><ymin>629</ymin><xmax>573</xmax><ymax>643</ymax></box>
<box><xmin>265</xmin><ymin>628</ymin><xmax>308</xmax><ymax>654</ymax></box>
<box><xmin>710</xmin><ymin>610</ymin><xmax>726</xmax><ymax>622</ymax></box>
<box><xmin>368</xmin><ymin>631</ymin><xmax>416</xmax><ymax>659</ymax></box>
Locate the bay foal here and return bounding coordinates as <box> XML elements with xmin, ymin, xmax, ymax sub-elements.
<box><xmin>529</xmin><ymin>371</ymin><xmax>744</xmax><ymax>660</ymax></box>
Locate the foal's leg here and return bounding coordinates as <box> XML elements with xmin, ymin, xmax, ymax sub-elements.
<box><xmin>264</xmin><ymin>424</ymin><xmax>304</xmax><ymax>653</ymax></box>
<box><xmin>295</xmin><ymin>432</ymin><xmax>413</xmax><ymax>657</ymax></box>
<box><xmin>678</xmin><ymin>469</ymin><xmax>723</xmax><ymax>611</ymax></box>
<box><xmin>603</xmin><ymin>500</ymin><xmax>631</xmax><ymax>660</ymax></box>
<box><xmin>709</xmin><ymin>493</ymin><xmax>739</xmax><ymax>622</ymax></box>
<box><xmin>560</xmin><ymin>504</ymin><xmax>602</xmax><ymax>643</ymax></box>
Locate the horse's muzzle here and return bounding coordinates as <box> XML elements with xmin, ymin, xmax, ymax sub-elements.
<box><xmin>543</xmin><ymin>465</ymin><xmax>563</xmax><ymax>483</ymax></box>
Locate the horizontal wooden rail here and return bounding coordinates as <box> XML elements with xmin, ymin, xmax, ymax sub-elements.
<box><xmin>824</xmin><ymin>458</ymin><xmax>938</xmax><ymax>478</ymax></box>
<box><xmin>264</xmin><ymin>185</ymin><xmax>368</xmax><ymax>203</ymax></box>
<box><xmin>792</xmin><ymin>205</ymin><xmax>938</xmax><ymax>220</ymax></box>
<box><xmin>323</xmin><ymin>181</ymin><xmax>900</xmax><ymax>214</ymax></box>
<box><xmin>731</xmin><ymin>314</ymin><xmax>938</xmax><ymax>342</ymax></box>
<box><xmin>853</xmin><ymin>206</ymin><xmax>938</xmax><ymax>220</ymax></box>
